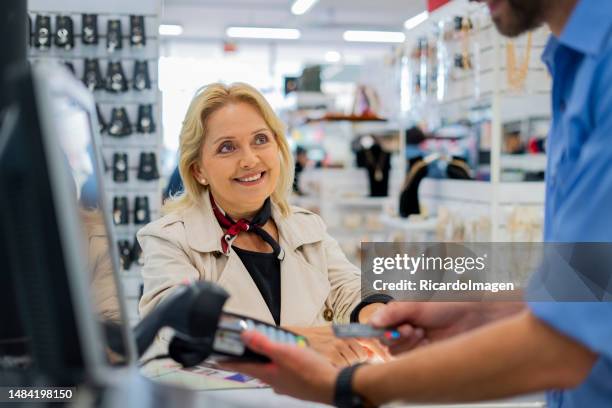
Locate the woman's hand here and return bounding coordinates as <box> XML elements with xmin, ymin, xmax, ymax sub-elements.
<box><xmin>221</xmin><ymin>330</ymin><xmax>339</xmax><ymax>405</ymax></box>
<box><xmin>286</xmin><ymin>325</ymin><xmax>370</xmax><ymax>366</ymax></box>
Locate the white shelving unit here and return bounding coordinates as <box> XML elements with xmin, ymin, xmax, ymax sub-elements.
<box><xmin>394</xmin><ymin>0</ymin><xmax>550</xmax><ymax>242</ymax></box>
<box><xmin>292</xmin><ymin>167</ymin><xmax>403</xmax><ymax>265</ymax></box>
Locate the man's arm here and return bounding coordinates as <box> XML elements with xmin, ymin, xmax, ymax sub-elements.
<box><xmin>369</xmin><ymin>301</ymin><xmax>525</xmax><ymax>355</ymax></box>
<box><xmin>222</xmin><ymin>310</ymin><xmax>596</xmax><ymax>406</ymax></box>
<box><xmin>355</xmin><ymin>310</ymin><xmax>597</xmax><ymax>406</ymax></box>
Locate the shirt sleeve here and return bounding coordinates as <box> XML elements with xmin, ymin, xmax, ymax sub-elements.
<box><xmin>528</xmin><ymin>302</ymin><xmax>612</xmax><ymax>360</ymax></box>
<box><xmin>321</xmin><ymin>229</ymin><xmax>363</xmax><ymax>324</ymax></box>
<box><xmin>549</xmin><ymin>50</ymin><xmax>612</xmax><ymax>242</ymax></box>
<box><xmin>528</xmin><ymin>50</ymin><xmax>612</xmax><ymax>360</ymax></box>
<box><xmin>137</xmin><ymin>223</ymin><xmax>201</xmax><ymax>318</ymax></box>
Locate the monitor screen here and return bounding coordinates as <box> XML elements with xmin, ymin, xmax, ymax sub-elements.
<box><xmin>0</xmin><ymin>64</ymin><xmax>134</xmax><ymax>382</ymax></box>
<box><xmin>50</xmin><ymin>85</ymin><xmax>132</xmax><ymax>365</ymax></box>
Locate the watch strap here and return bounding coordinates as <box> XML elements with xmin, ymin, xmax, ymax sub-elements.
<box><xmin>334</xmin><ymin>362</ymin><xmax>367</xmax><ymax>408</ymax></box>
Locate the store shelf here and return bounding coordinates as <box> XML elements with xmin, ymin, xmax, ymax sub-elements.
<box><xmin>379</xmin><ymin>214</ymin><xmax>439</xmax><ymax>232</ymax></box>
<box><xmin>334</xmin><ymin>196</ymin><xmax>392</xmax><ymax>207</ymax></box>
<box><xmin>500</xmin><ymin>154</ymin><xmax>547</xmax><ymax>172</ymax></box>
<box><xmin>305</xmin><ymin>114</ymin><xmax>387</xmax><ymax>123</ymax></box>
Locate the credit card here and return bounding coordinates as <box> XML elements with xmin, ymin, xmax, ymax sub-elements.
<box><xmin>333</xmin><ymin>324</ymin><xmax>400</xmax><ymax>340</ymax></box>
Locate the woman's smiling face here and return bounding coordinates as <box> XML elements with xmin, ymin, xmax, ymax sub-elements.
<box><xmin>193</xmin><ymin>102</ymin><xmax>280</xmax><ymax>219</ymax></box>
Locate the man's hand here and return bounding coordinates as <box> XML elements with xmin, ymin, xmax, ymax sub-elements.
<box><xmin>287</xmin><ymin>325</ymin><xmax>372</xmax><ymax>366</ymax></box>
<box><xmin>221</xmin><ymin>331</ymin><xmax>339</xmax><ymax>405</ymax></box>
<box><xmin>369</xmin><ymin>302</ymin><xmax>518</xmax><ymax>355</ymax></box>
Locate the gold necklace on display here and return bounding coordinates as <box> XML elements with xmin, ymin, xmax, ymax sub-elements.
<box><xmin>506</xmin><ymin>32</ymin><xmax>533</xmax><ymax>90</ymax></box>
<box><xmin>365</xmin><ymin>149</ymin><xmax>386</xmax><ymax>181</ymax></box>
<box><xmin>461</xmin><ymin>17</ymin><xmax>473</xmax><ymax>70</ymax></box>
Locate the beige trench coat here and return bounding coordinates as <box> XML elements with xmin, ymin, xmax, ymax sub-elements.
<box><xmin>137</xmin><ymin>193</ymin><xmax>363</xmax><ymax>326</ymax></box>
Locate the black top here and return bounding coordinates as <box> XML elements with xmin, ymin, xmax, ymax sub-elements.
<box><xmin>233</xmin><ymin>246</ymin><xmax>393</xmax><ymax>326</ymax></box>
<box><xmin>233</xmin><ymin>246</ymin><xmax>282</xmax><ymax>326</ymax></box>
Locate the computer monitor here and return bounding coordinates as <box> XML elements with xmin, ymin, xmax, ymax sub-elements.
<box><xmin>0</xmin><ymin>62</ymin><xmax>136</xmax><ymax>385</ymax></box>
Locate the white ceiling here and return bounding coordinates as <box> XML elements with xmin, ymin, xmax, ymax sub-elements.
<box><xmin>160</xmin><ymin>0</ymin><xmax>427</xmax><ymax>44</ymax></box>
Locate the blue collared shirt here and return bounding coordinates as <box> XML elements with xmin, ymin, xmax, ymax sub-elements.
<box><xmin>527</xmin><ymin>0</ymin><xmax>612</xmax><ymax>406</ymax></box>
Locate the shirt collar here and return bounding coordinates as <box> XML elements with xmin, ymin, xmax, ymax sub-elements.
<box><xmin>557</xmin><ymin>0</ymin><xmax>612</xmax><ymax>56</ymax></box>
<box><xmin>541</xmin><ymin>35</ymin><xmax>560</xmax><ymax>72</ymax></box>
<box><xmin>183</xmin><ymin>191</ymin><xmax>324</xmax><ymax>254</ymax></box>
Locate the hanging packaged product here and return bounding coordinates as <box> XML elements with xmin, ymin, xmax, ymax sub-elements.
<box><xmin>63</xmin><ymin>61</ymin><xmax>76</xmax><ymax>75</ymax></box>
<box><xmin>112</xmin><ymin>152</ymin><xmax>129</xmax><ymax>183</ymax></box>
<box><xmin>96</xmin><ymin>104</ymin><xmax>107</xmax><ymax>134</ymax></box>
<box><xmin>130</xmin><ymin>15</ymin><xmax>146</xmax><ymax>47</ymax></box>
<box><xmin>117</xmin><ymin>240</ymin><xmax>133</xmax><ymax>270</ymax></box>
<box><xmin>107</xmin><ymin>19</ymin><xmax>123</xmax><ymax>52</ymax></box>
<box><xmin>54</xmin><ymin>15</ymin><xmax>74</xmax><ymax>50</ymax></box>
<box><xmin>133</xmin><ymin>60</ymin><xmax>151</xmax><ymax>91</ymax></box>
<box><xmin>113</xmin><ymin>196</ymin><xmax>129</xmax><ymax>225</ymax></box>
<box><xmin>34</xmin><ymin>15</ymin><xmax>52</xmax><ymax>50</ymax></box>
<box><xmin>133</xmin><ymin>196</ymin><xmax>151</xmax><ymax>224</ymax></box>
<box><xmin>108</xmin><ymin>107</ymin><xmax>133</xmax><ymax>137</ymax></box>
<box><xmin>453</xmin><ymin>15</ymin><xmax>473</xmax><ymax>32</ymax></box>
<box><xmin>131</xmin><ymin>236</ymin><xmax>144</xmax><ymax>266</ymax></box>
<box><xmin>137</xmin><ymin>152</ymin><xmax>160</xmax><ymax>181</ymax></box>
<box><xmin>83</xmin><ymin>58</ymin><xmax>104</xmax><ymax>91</ymax></box>
<box><xmin>454</xmin><ymin>53</ymin><xmax>472</xmax><ymax>70</ymax></box>
<box><xmin>81</xmin><ymin>14</ymin><xmax>99</xmax><ymax>45</ymax></box>
<box><xmin>136</xmin><ymin>104</ymin><xmax>156</xmax><ymax>133</ymax></box>
<box><xmin>106</xmin><ymin>61</ymin><xmax>128</xmax><ymax>93</ymax></box>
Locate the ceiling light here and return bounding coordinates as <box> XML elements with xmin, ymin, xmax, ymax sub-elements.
<box><xmin>291</xmin><ymin>0</ymin><xmax>319</xmax><ymax>15</ymax></box>
<box><xmin>159</xmin><ymin>24</ymin><xmax>183</xmax><ymax>36</ymax></box>
<box><xmin>343</xmin><ymin>30</ymin><xmax>406</xmax><ymax>43</ymax></box>
<box><xmin>325</xmin><ymin>51</ymin><xmax>341</xmax><ymax>63</ymax></box>
<box><xmin>226</xmin><ymin>27</ymin><xmax>301</xmax><ymax>40</ymax></box>
<box><xmin>404</xmin><ymin>11</ymin><xmax>429</xmax><ymax>30</ymax></box>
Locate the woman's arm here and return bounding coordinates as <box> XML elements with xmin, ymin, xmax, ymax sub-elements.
<box><xmin>319</xmin><ymin>229</ymin><xmax>364</xmax><ymax>323</ymax></box>
<box><xmin>138</xmin><ymin>224</ymin><xmax>201</xmax><ymax>317</ymax></box>
<box><xmin>356</xmin><ymin>303</ymin><xmax>386</xmax><ymax>323</ymax></box>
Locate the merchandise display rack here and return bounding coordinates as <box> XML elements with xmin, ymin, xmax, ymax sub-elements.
<box><xmin>28</xmin><ymin>0</ymin><xmax>162</xmax><ymax>326</ymax></box>
<box><xmin>393</xmin><ymin>0</ymin><xmax>551</xmax><ymax>242</ymax></box>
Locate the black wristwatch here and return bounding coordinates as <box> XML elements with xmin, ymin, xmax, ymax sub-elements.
<box><xmin>334</xmin><ymin>363</ymin><xmax>370</xmax><ymax>408</ymax></box>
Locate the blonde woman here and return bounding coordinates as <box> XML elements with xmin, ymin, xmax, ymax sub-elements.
<box><xmin>137</xmin><ymin>83</ymin><xmax>390</xmax><ymax>365</ymax></box>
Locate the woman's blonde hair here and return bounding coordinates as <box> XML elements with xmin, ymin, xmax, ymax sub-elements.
<box><xmin>163</xmin><ymin>82</ymin><xmax>294</xmax><ymax>216</ymax></box>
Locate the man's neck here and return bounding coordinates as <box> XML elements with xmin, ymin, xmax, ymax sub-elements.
<box><xmin>544</xmin><ymin>0</ymin><xmax>579</xmax><ymax>37</ymax></box>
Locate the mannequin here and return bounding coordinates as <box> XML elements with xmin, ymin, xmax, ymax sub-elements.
<box><xmin>399</xmin><ymin>156</ymin><xmax>429</xmax><ymax>217</ymax></box>
<box><xmin>356</xmin><ymin>135</ymin><xmax>391</xmax><ymax>197</ymax></box>
<box><xmin>399</xmin><ymin>154</ymin><xmax>472</xmax><ymax>218</ymax></box>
